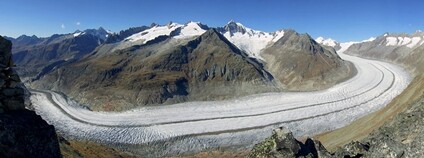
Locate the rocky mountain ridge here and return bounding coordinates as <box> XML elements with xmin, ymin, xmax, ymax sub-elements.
<box><xmin>9</xmin><ymin>27</ymin><xmax>111</xmax><ymax>80</ymax></box>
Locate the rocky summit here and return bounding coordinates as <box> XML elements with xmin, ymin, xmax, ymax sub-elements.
<box><xmin>0</xmin><ymin>36</ymin><xmax>61</xmax><ymax>158</ymax></box>
<box><xmin>262</xmin><ymin>30</ymin><xmax>353</xmax><ymax>90</ymax></box>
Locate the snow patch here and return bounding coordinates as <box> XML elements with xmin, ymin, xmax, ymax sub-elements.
<box><xmin>272</xmin><ymin>30</ymin><xmax>285</xmax><ymax>42</ymax></box>
<box><xmin>73</xmin><ymin>32</ymin><xmax>85</xmax><ymax>37</ymax></box>
<box><xmin>125</xmin><ymin>23</ymin><xmax>183</xmax><ymax>44</ymax></box>
<box><xmin>407</xmin><ymin>37</ymin><xmax>421</xmax><ymax>48</ymax></box>
<box><xmin>338</xmin><ymin>42</ymin><xmax>357</xmax><ymax>53</ymax></box>
<box><xmin>315</xmin><ymin>37</ymin><xmax>337</xmax><ymax>47</ymax></box>
<box><xmin>173</xmin><ymin>22</ymin><xmax>207</xmax><ymax>39</ymax></box>
<box><xmin>221</xmin><ymin>22</ymin><xmax>285</xmax><ymax>60</ymax></box>
<box><xmin>362</xmin><ymin>37</ymin><xmax>376</xmax><ymax>42</ymax></box>
<box><xmin>386</xmin><ymin>37</ymin><xmax>398</xmax><ymax>46</ymax></box>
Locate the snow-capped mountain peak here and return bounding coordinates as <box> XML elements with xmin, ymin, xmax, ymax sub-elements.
<box><xmin>124</xmin><ymin>22</ymin><xmax>209</xmax><ymax>44</ymax></box>
<box><xmin>173</xmin><ymin>21</ymin><xmax>208</xmax><ymax>39</ymax></box>
<box><xmin>315</xmin><ymin>37</ymin><xmax>338</xmax><ymax>47</ymax></box>
<box><xmin>224</xmin><ymin>20</ymin><xmax>249</xmax><ymax>34</ymax></box>
<box><xmin>125</xmin><ymin>23</ymin><xmax>183</xmax><ymax>43</ymax></box>
<box><xmin>382</xmin><ymin>31</ymin><xmax>424</xmax><ymax>48</ymax></box>
<box><xmin>72</xmin><ymin>27</ymin><xmax>111</xmax><ymax>40</ymax></box>
<box><xmin>218</xmin><ymin>21</ymin><xmax>286</xmax><ymax>60</ymax></box>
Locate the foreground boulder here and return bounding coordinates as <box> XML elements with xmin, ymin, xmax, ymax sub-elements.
<box><xmin>0</xmin><ymin>35</ymin><xmax>61</xmax><ymax>157</ymax></box>
<box><xmin>248</xmin><ymin>127</ymin><xmax>331</xmax><ymax>158</ymax></box>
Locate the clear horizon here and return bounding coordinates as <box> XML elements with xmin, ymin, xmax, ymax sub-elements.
<box><xmin>1</xmin><ymin>0</ymin><xmax>422</xmax><ymax>42</ymax></box>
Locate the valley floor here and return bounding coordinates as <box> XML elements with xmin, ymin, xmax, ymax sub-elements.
<box><xmin>30</xmin><ymin>52</ymin><xmax>411</xmax><ymax>157</ymax></box>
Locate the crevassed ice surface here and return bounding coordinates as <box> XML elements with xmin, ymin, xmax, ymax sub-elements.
<box><xmin>31</xmin><ymin>52</ymin><xmax>411</xmax><ymax>154</ymax></box>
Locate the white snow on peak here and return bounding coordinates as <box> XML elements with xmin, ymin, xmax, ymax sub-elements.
<box><xmin>336</xmin><ymin>37</ymin><xmax>375</xmax><ymax>53</ymax></box>
<box><xmin>386</xmin><ymin>37</ymin><xmax>398</xmax><ymax>46</ymax></box>
<box><xmin>315</xmin><ymin>37</ymin><xmax>337</xmax><ymax>47</ymax></box>
<box><xmin>362</xmin><ymin>37</ymin><xmax>376</xmax><ymax>42</ymax></box>
<box><xmin>385</xmin><ymin>36</ymin><xmax>422</xmax><ymax>48</ymax></box>
<box><xmin>420</xmin><ymin>37</ymin><xmax>424</xmax><ymax>46</ymax></box>
<box><xmin>125</xmin><ymin>23</ymin><xmax>183</xmax><ymax>43</ymax></box>
<box><xmin>272</xmin><ymin>30</ymin><xmax>285</xmax><ymax>42</ymax></box>
<box><xmin>73</xmin><ymin>32</ymin><xmax>85</xmax><ymax>37</ymax></box>
<box><xmin>173</xmin><ymin>22</ymin><xmax>207</xmax><ymax>39</ymax></box>
<box><xmin>221</xmin><ymin>22</ymin><xmax>285</xmax><ymax>60</ymax></box>
<box><xmin>124</xmin><ymin>22</ymin><xmax>207</xmax><ymax>43</ymax></box>
<box><xmin>407</xmin><ymin>37</ymin><xmax>421</xmax><ymax>48</ymax></box>
<box><xmin>106</xmin><ymin>30</ymin><xmax>114</xmax><ymax>34</ymax></box>
<box><xmin>338</xmin><ymin>42</ymin><xmax>357</xmax><ymax>53</ymax></box>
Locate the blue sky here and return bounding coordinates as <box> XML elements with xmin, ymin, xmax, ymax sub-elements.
<box><xmin>0</xmin><ymin>0</ymin><xmax>422</xmax><ymax>42</ymax></box>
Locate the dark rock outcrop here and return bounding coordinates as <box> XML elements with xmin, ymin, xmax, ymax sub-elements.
<box><xmin>248</xmin><ymin>127</ymin><xmax>331</xmax><ymax>158</ymax></box>
<box><xmin>0</xmin><ymin>110</ymin><xmax>62</xmax><ymax>157</ymax></box>
<box><xmin>0</xmin><ymin>35</ymin><xmax>61</xmax><ymax>157</ymax></box>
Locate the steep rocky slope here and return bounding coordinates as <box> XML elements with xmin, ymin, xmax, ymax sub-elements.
<box><xmin>262</xmin><ymin>30</ymin><xmax>354</xmax><ymax>90</ymax></box>
<box><xmin>0</xmin><ymin>35</ymin><xmax>61</xmax><ymax>157</ymax></box>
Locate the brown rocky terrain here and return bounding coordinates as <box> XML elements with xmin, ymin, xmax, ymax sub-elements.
<box><xmin>262</xmin><ymin>30</ymin><xmax>354</xmax><ymax>90</ymax></box>
<box><xmin>0</xmin><ymin>35</ymin><xmax>61</xmax><ymax>157</ymax></box>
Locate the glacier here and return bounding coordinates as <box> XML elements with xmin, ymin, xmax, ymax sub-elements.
<box><xmin>30</xmin><ymin>52</ymin><xmax>411</xmax><ymax>156</ymax></box>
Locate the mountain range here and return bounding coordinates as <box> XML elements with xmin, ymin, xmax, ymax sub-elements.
<box><xmin>317</xmin><ymin>30</ymin><xmax>424</xmax><ymax>73</ymax></box>
<box><xmin>6</xmin><ymin>21</ymin><xmax>353</xmax><ymax>111</ymax></box>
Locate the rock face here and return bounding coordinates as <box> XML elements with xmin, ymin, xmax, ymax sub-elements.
<box><xmin>0</xmin><ymin>36</ymin><xmax>26</xmax><ymax>112</ymax></box>
<box><xmin>262</xmin><ymin>30</ymin><xmax>353</xmax><ymax>90</ymax></box>
<box><xmin>0</xmin><ymin>35</ymin><xmax>61</xmax><ymax>157</ymax></box>
<box><xmin>0</xmin><ymin>110</ymin><xmax>62</xmax><ymax>157</ymax></box>
<box><xmin>248</xmin><ymin>127</ymin><xmax>331</xmax><ymax>158</ymax></box>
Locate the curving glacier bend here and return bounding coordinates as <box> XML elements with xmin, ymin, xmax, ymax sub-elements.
<box><xmin>30</xmin><ymin>52</ymin><xmax>411</xmax><ymax>155</ymax></box>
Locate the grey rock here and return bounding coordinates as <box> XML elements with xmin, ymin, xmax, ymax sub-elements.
<box><xmin>0</xmin><ymin>35</ymin><xmax>61</xmax><ymax>157</ymax></box>
<box><xmin>248</xmin><ymin>127</ymin><xmax>331</xmax><ymax>158</ymax></box>
<box><xmin>1</xmin><ymin>87</ymin><xmax>24</xmax><ymax>97</ymax></box>
<box><xmin>0</xmin><ymin>79</ymin><xmax>5</xmax><ymax>87</ymax></box>
<box><xmin>0</xmin><ymin>110</ymin><xmax>61</xmax><ymax>157</ymax></box>
<box><xmin>2</xmin><ymin>99</ymin><xmax>25</xmax><ymax>111</ymax></box>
